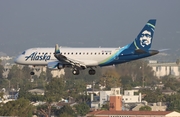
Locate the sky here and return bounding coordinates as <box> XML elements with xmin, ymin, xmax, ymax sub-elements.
<box><xmin>0</xmin><ymin>0</ymin><xmax>180</xmax><ymax>57</ymax></box>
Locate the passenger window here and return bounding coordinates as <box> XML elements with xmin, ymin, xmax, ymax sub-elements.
<box><xmin>87</xmin><ymin>53</ymin><xmax>88</xmax><ymax>55</ymax></box>
<box><xmin>79</xmin><ymin>53</ymin><xmax>81</xmax><ymax>55</ymax></box>
<box><xmin>71</xmin><ymin>52</ymin><xmax>73</xmax><ymax>55</ymax></box>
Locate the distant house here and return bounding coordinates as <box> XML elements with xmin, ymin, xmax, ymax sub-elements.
<box><xmin>0</xmin><ymin>89</ymin><xmax>19</xmax><ymax>103</ymax></box>
<box><xmin>122</xmin><ymin>90</ymin><xmax>141</xmax><ymax>103</ymax></box>
<box><xmin>132</xmin><ymin>102</ymin><xmax>167</xmax><ymax>111</ymax></box>
<box><xmin>162</xmin><ymin>88</ymin><xmax>177</xmax><ymax>95</ymax></box>
<box><xmin>28</xmin><ymin>89</ymin><xmax>45</xmax><ymax>95</ymax></box>
<box><xmin>8</xmin><ymin>91</ymin><xmax>19</xmax><ymax>99</ymax></box>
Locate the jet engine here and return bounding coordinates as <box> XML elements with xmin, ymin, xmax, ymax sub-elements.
<box><xmin>47</xmin><ymin>61</ymin><xmax>64</xmax><ymax>69</ymax></box>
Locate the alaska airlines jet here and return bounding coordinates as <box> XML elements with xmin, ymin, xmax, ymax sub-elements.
<box><xmin>15</xmin><ymin>19</ymin><xmax>159</xmax><ymax>75</ymax></box>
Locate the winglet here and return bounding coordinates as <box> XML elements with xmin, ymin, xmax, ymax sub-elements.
<box><xmin>55</xmin><ymin>44</ymin><xmax>60</xmax><ymax>54</ymax></box>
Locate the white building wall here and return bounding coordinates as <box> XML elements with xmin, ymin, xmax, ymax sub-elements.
<box><xmin>122</xmin><ymin>95</ymin><xmax>141</xmax><ymax>103</ymax></box>
<box><xmin>124</xmin><ymin>90</ymin><xmax>134</xmax><ymax>96</ymax></box>
<box><xmin>122</xmin><ymin>90</ymin><xmax>141</xmax><ymax>103</ymax></box>
<box><xmin>99</xmin><ymin>91</ymin><xmax>111</xmax><ymax>107</ymax></box>
<box><xmin>148</xmin><ymin>62</ymin><xmax>180</xmax><ymax>78</ymax></box>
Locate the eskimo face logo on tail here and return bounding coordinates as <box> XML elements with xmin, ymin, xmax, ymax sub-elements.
<box><xmin>140</xmin><ymin>30</ymin><xmax>152</xmax><ymax>47</ymax></box>
<box><xmin>25</xmin><ymin>52</ymin><xmax>51</xmax><ymax>61</ymax></box>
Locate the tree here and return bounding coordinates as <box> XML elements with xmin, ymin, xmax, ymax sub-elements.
<box><xmin>58</xmin><ymin>105</ymin><xmax>75</xmax><ymax>117</ymax></box>
<box><xmin>139</xmin><ymin>88</ymin><xmax>163</xmax><ymax>103</ymax></box>
<box><xmin>0</xmin><ymin>98</ymin><xmax>34</xmax><ymax>117</ymax></box>
<box><xmin>101</xmin><ymin>103</ymin><xmax>109</xmax><ymax>110</ymax></box>
<box><xmin>116</xmin><ymin>60</ymin><xmax>158</xmax><ymax>86</ymax></box>
<box><xmin>166</xmin><ymin>94</ymin><xmax>180</xmax><ymax>112</ymax></box>
<box><xmin>139</xmin><ymin>105</ymin><xmax>152</xmax><ymax>111</ymax></box>
<box><xmin>74</xmin><ymin>102</ymin><xmax>90</xmax><ymax>116</ymax></box>
<box><xmin>37</xmin><ymin>77</ymin><xmax>65</xmax><ymax>117</ymax></box>
<box><xmin>99</xmin><ymin>68</ymin><xmax>121</xmax><ymax>90</ymax></box>
<box><xmin>59</xmin><ymin>112</ymin><xmax>74</xmax><ymax>117</ymax></box>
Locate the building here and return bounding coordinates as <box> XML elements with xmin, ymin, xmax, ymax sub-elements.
<box><xmin>109</xmin><ymin>88</ymin><xmax>122</xmax><ymax>111</ymax></box>
<box><xmin>28</xmin><ymin>89</ymin><xmax>45</xmax><ymax>95</ymax></box>
<box><xmin>132</xmin><ymin>102</ymin><xmax>167</xmax><ymax>111</ymax></box>
<box><xmin>122</xmin><ymin>90</ymin><xmax>141</xmax><ymax>103</ymax></box>
<box><xmin>148</xmin><ymin>62</ymin><xmax>180</xmax><ymax>78</ymax></box>
<box><xmin>89</xmin><ymin>88</ymin><xmax>142</xmax><ymax>110</ymax></box>
<box><xmin>86</xmin><ymin>111</ymin><xmax>180</xmax><ymax>117</ymax></box>
<box><xmin>99</xmin><ymin>91</ymin><xmax>111</xmax><ymax>107</ymax></box>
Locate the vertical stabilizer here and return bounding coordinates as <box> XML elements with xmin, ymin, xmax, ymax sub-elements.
<box><xmin>129</xmin><ymin>19</ymin><xmax>156</xmax><ymax>51</ymax></box>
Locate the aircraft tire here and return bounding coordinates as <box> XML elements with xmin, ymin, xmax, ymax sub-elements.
<box><xmin>89</xmin><ymin>69</ymin><xmax>96</xmax><ymax>75</ymax></box>
<box><xmin>72</xmin><ymin>69</ymin><xmax>79</xmax><ymax>75</ymax></box>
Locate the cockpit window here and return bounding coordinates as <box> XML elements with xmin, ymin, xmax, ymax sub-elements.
<box><xmin>22</xmin><ymin>51</ymin><xmax>26</xmax><ymax>55</ymax></box>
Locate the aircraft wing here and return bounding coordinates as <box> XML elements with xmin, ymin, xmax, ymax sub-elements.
<box><xmin>58</xmin><ymin>54</ymin><xmax>86</xmax><ymax>69</ymax></box>
<box><xmin>54</xmin><ymin>45</ymin><xmax>87</xmax><ymax>69</ymax></box>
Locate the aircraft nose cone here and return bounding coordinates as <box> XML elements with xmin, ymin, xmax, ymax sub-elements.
<box><xmin>14</xmin><ymin>56</ymin><xmax>21</xmax><ymax>64</ymax></box>
<box><xmin>14</xmin><ymin>57</ymin><xmax>18</xmax><ymax>64</ymax></box>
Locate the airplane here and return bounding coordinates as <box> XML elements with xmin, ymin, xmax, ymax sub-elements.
<box><xmin>15</xmin><ymin>19</ymin><xmax>159</xmax><ymax>75</ymax></box>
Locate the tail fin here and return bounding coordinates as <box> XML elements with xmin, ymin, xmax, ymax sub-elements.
<box><xmin>129</xmin><ymin>19</ymin><xmax>156</xmax><ymax>51</ymax></box>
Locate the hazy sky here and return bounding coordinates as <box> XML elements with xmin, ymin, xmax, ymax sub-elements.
<box><xmin>0</xmin><ymin>0</ymin><xmax>180</xmax><ymax>56</ymax></box>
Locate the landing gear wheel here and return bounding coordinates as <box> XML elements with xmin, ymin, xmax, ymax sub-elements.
<box><xmin>72</xmin><ymin>69</ymin><xmax>80</xmax><ymax>75</ymax></box>
<box><xmin>89</xmin><ymin>69</ymin><xmax>96</xmax><ymax>75</ymax></box>
<box><xmin>30</xmin><ymin>71</ymin><xmax>35</xmax><ymax>75</ymax></box>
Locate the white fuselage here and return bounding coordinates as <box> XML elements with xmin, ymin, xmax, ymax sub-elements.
<box><xmin>15</xmin><ymin>47</ymin><xmax>121</xmax><ymax>67</ymax></box>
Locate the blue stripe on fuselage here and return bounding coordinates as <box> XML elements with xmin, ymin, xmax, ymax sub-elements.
<box><xmin>99</xmin><ymin>50</ymin><xmax>152</xmax><ymax>67</ymax></box>
<box><xmin>99</xmin><ymin>44</ymin><xmax>130</xmax><ymax>66</ymax></box>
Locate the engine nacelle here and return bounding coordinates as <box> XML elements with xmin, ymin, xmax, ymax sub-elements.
<box><xmin>47</xmin><ymin>61</ymin><xmax>64</xmax><ymax>70</ymax></box>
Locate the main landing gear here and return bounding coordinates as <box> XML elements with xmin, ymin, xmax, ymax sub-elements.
<box><xmin>72</xmin><ymin>68</ymin><xmax>96</xmax><ymax>75</ymax></box>
<box><xmin>72</xmin><ymin>69</ymin><xmax>80</xmax><ymax>75</ymax></box>
<box><xmin>88</xmin><ymin>69</ymin><xmax>96</xmax><ymax>75</ymax></box>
